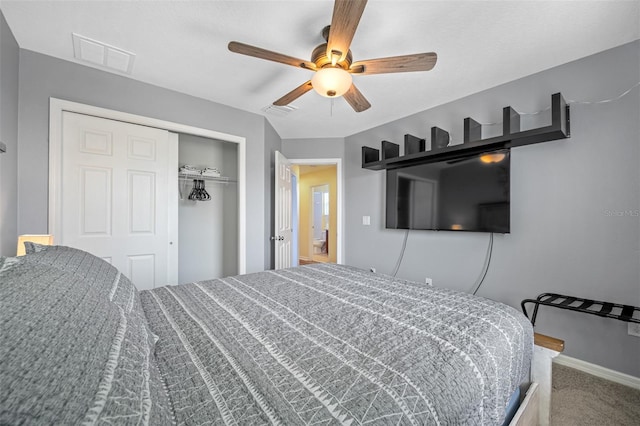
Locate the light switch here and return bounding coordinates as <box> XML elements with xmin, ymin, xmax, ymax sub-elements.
<box><xmin>362</xmin><ymin>215</ymin><xmax>371</xmax><ymax>225</ymax></box>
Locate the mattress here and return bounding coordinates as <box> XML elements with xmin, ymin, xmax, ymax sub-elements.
<box><xmin>140</xmin><ymin>263</ymin><xmax>533</xmax><ymax>425</ymax></box>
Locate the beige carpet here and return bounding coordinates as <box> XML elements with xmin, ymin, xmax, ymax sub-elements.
<box><xmin>551</xmin><ymin>364</ymin><xmax>640</xmax><ymax>426</ymax></box>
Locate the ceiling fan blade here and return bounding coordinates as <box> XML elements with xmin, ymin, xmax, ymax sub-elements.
<box><xmin>273</xmin><ymin>81</ymin><xmax>314</xmax><ymax>106</ymax></box>
<box><xmin>326</xmin><ymin>0</ymin><xmax>367</xmax><ymax>64</ymax></box>
<box><xmin>350</xmin><ymin>52</ymin><xmax>437</xmax><ymax>75</ymax></box>
<box><xmin>343</xmin><ymin>83</ymin><xmax>371</xmax><ymax>112</ymax></box>
<box><xmin>228</xmin><ymin>41</ymin><xmax>317</xmax><ymax>70</ymax></box>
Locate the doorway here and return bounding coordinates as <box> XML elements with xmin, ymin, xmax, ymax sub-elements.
<box><xmin>292</xmin><ymin>161</ymin><xmax>341</xmax><ymax>265</ymax></box>
<box><xmin>272</xmin><ymin>153</ymin><xmax>343</xmax><ymax>269</ymax></box>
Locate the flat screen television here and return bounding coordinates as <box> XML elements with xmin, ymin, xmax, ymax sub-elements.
<box><xmin>386</xmin><ymin>149</ymin><xmax>510</xmax><ymax>233</ymax></box>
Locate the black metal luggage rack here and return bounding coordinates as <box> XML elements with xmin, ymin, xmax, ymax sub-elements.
<box><xmin>521</xmin><ymin>293</ymin><xmax>640</xmax><ymax>326</ymax></box>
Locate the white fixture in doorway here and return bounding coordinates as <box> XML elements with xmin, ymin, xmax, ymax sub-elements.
<box><xmin>48</xmin><ymin>98</ymin><xmax>247</xmax><ymax>276</ymax></box>
<box><xmin>311</xmin><ymin>184</ymin><xmax>330</xmax><ymax>260</ymax></box>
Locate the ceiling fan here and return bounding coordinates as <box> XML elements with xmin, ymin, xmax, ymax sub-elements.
<box><xmin>228</xmin><ymin>0</ymin><xmax>437</xmax><ymax>113</ymax></box>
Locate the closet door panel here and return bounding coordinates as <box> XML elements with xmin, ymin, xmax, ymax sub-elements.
<box><xmin>128</xmin><ymin>136</ymin><xmax>156</xmax><ymax>161</ymax></box>
<box><xmin>61</xmin><ymin>111</ymin><xmax>177</xmax><ymax>289</ymax></box>
<box><xmin>80</xmin><ymin>129</ymin><xmax>113</xmax><ymax>156</ymax></box>
<box><xmin>127</xmin><ymin>254</ymin><xmax>156</xmax><ymax>291</ymax></box>
<box><xmin>79</xmin><ymin>166</ymin><xmax>112</xmax><ymax>235</ymax></box>
<box><xmin>128</xmin><ymin>171</ymin><xmax>156</xmax><ymax>234</ymax></box>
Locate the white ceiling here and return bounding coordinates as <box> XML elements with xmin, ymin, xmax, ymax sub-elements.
<box><xmin>1</xmin><ymin>1</ymin><xmax>638</xmax><ymax>139</ymax></box>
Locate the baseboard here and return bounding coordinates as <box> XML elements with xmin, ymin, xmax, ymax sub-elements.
<box><xmin>553</xmin><ymin>354</ymin><xmax>640</xmax><ymax>390</ymax></box>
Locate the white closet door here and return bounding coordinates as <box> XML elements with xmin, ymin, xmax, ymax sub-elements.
<box><xmin>61</xmin><ymin>111</ymin><xmax>178</xmax><ymax>289</ymax></box>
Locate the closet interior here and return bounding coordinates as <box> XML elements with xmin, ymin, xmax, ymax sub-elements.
<box><xmin>178</xmin><ymin>134</ymin><xmax>238</xmax><ymax>284</ymax></box>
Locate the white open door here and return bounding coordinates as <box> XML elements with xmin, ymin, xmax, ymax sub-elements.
<box><xmin>274</xmin><ymin>151</ymin><xmax>293</xmax><ymax>269</ymax></box>
<box><xmin>60</xmin><ymin>111</ymin><xmax>178</xmax><ymax>289</ymax></box>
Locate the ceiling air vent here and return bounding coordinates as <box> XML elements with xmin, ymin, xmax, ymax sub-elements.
<box><xmin>261</xmin><ymin>104</ymin><xmax>298</xmax><ymax>117</ymax></box>
<box><xmin>72</xmin><ymin>33</ymin><xmax>136</xmax><ymax>74</ymax></box>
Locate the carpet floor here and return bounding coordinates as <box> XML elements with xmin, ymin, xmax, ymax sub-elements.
<box><xmin>551</xmin><ymin>363</ymin><xmax>640</xmax><ymax>426</ymax></box>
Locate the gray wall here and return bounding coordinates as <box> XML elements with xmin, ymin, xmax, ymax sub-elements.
<box><xmin>0</xmin><ymin>11</ymin><xmax>19</xmax><ymax>256</ymax></box>
<box><xmin>177</xmin><ymin>134</ymin><xmax>238</xmax><ymax>283</ymax></box>
<box><xmin>16</xmin><ymin>49</ymin><xmax>277</xmax><ymax>272</ymax></box>
<box><xmin>282</xmin><ymin>137</ymin><xmax>345</xmax><ymax>160</ymax></box>
<box><xmin>345</xmin><ymin>41</ymin><xmax>640</xmax><ymax>376</ymax></box>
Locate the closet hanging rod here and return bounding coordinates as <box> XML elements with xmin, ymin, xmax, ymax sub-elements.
<box><xmin>178</xmin><ymin>173</ymin><xmax>237</xmax><ymax>184</ymax></box>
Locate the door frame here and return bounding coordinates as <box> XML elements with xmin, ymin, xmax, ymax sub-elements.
<box><xmin>289</xmin><ymin>158</ymin><xmax>343</xmax><ymax>264</ymax></box>
<box><xmin>48</xmin><ymin>98</ymin><xmax>247</xmax><ymax>274</ymax></box>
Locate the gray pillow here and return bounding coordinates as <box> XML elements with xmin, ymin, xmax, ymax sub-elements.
<box><xmin>0</xmin><ymin>256</ymin><xmax>22</xmax><ymax>274</ymax></box>
<box><xmin>20</xmin><ymin>244</ymin><xmax>140</xmax><ymax>312</ymax></box>
<box><xmin>22</xmin><ymin>243</ymin><xmax>118</xmax><ymax>276</ymax></box>
<box><xmin>1</xmin><ymin>249</ymin><xmax>175</xmax><ymax>424</ymax></box>
<box><xmin>23</xmin><ymin>241</ymin><xmax>49</xmax><ymax>254</ymax></box>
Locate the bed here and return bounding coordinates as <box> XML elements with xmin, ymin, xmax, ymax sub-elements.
<box><xmin>1</xmin><ymin>245</ymin><xmax>534</xmax><ymax>425</ymax></box>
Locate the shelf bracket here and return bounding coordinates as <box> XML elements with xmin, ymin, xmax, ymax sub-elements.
<box><xmin>404</xmin><ymin>134</ymin><xmax>425</xmax><ymax>155</ymax></box>
<box><xmin>464</xmin><ymin>118</ymin><xmax>482</xmax><ymax>143</ymax></box>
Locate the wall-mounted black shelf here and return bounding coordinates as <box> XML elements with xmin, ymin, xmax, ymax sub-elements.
<box><xmin>362</xmin><ymin>93</ymin><xmax>570</xmax><ymax>170</ymax></box>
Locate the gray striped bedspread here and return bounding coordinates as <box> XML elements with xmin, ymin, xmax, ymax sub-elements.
<box><xmin>140</xmin><ymin>263</ymin><xmax>533</xmax><ymax>426</ymax></box>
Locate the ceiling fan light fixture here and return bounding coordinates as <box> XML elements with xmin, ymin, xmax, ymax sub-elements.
<box><xmin>311</xmin><ymin>67</ymin><xmax>352</xmax><ymax>98</ymax></box>
<box><xmin>228</xmin><ymin>1</ymin><xmax>436</xmax><ymax>112</ymax></box>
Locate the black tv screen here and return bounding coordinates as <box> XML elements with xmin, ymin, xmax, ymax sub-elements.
<box><xmin>386</xmin><ymin>149</ymin><xmax>510</xmax><ymax>233</ymax></box>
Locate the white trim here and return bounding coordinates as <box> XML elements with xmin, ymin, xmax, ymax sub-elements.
<box><xmin>48</xmin><ymin>98</ymin><xmax>247</xmax><ymax>275</ymax></box>
<box><xmin>289</xmin><ymin>158</ymin><xmax>344</xmax><ymax>264</ymax></box>
<box><xmin>166</xmin><ymin>132</ymin><xmax>180</xmax><ymax>285</ymax></box>
<box><xmin>508</xmin><ymin>382</ymin><xmax>538</xmax><ymax>426</ymax></box>
<box><xmin>553</xmin><ymin>354</ymin><xmax>640</xmax><ymax>390</ymax></box>
<box><xmin>531</xmin><ymin>345</ymin><xmax>560</xmax><ymax>426</ymax></box>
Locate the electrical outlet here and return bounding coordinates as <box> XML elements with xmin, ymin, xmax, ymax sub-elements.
<box><xmin>370</xmin><ymin>267</ymin><xmax>376</xmax><ymax>273</ymax></box>
<box><xmin>628</xmin><ymin>322</ymin><xmax>640</xmax><ymax>337</ymax></box>
<box><xmin>425</xmin><ymin>277</ymin><xmax>433</xmax><ymax>286</ymax></box>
